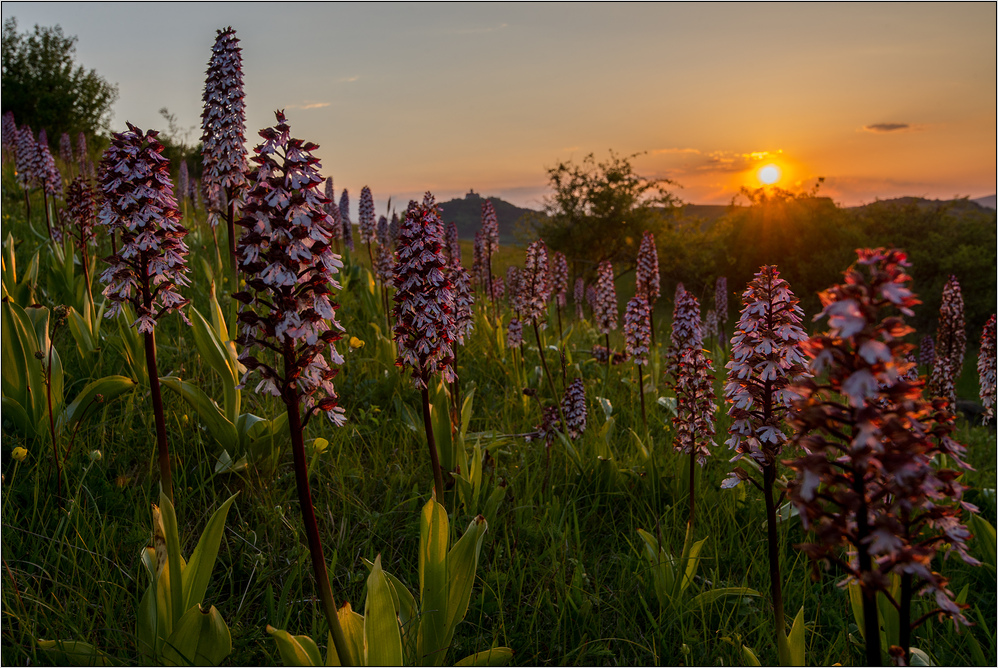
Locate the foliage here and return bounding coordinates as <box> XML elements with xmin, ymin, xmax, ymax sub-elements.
<box><xmin>528</xmin><ymin>151</ymin><xmax>680</xmax><ymax>278</ymax></box>
<box><xmin>1</xmin><ymin>18</ymin><xmax>118</xmax><ymax>144</ymax></box>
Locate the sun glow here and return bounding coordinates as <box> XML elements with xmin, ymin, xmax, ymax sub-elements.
<box><xmin>758</xmin><ymin>164</ymin><xmax>782</xmax><ymax>185</ymax></box>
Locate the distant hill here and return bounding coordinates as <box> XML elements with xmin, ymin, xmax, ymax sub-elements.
<box><xmin>972</xmin><ymin>194</ymin><xmax>996</xmax><ymax>210</ymax></box>
<box><xmin>436</xmin><ymin>190</ymin><xmax>541</xmax><ymax>244</ymax></box>
<box><xmin>845</xmin><ymin>196</ymin><xmax>997</xmax><ymax>218</ymax></box>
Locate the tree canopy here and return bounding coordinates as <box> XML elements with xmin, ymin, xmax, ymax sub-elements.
<box><xmin>1</xmin><ymin>17</ymin><xmax>118</xmax><ymax>146</ymax></box>
<box><xmin>526</xmin><ymin>151</ymin><xmax>680</xmax><ymax>279</ymax></box>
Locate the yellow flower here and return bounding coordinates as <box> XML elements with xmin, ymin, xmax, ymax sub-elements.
<box><xmin>349</xmin><ymin>336</ymin><xmax>365</xmax><ymax>349</ymax></box>
<box><xmin>11</xmin><ymin>447</ymin><xmax>28</xmax><ymax>462</ymax></box>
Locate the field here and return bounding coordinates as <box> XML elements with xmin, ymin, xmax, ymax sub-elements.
<box><xmin>1</xmin><ymin>143</ymin><xmax>995</xmax><ymax>668</ymax></box>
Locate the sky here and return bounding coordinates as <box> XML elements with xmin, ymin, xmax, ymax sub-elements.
<box><xmin>3</xmin><ymin>2</ymin><xmax>996</xmax><ymax>213</ymax></box>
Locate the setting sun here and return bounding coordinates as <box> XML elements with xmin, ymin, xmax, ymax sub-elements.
<box><xmin>758</xmin><ymin>164</ymin><xmax>782</xmax><ymax>185</ymax></box>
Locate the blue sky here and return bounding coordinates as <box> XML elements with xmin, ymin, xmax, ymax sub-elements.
<box><xmin>4</xmin><ymin>2</ymin><xmax>995</xmax><ymax>212</ymax></box>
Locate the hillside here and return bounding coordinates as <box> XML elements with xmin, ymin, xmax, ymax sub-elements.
<box><xmin>436</xmin><ymin>190</ymin><xmax>540</xmax><ymax>244</ymax></box>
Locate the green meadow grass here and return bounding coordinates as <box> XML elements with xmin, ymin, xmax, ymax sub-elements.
<box><xmin>1</xmin><ymin>177</ymin><xmax>995</xmax><ymax>666</ymax></box>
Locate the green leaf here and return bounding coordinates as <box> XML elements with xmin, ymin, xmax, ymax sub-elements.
<box><xmin>454</xmin><ymin>647</ymin><xmax>514</xmax><ymax>666</ymax></box>
<box><xmin>430</xmin><ymin>386</ymin><xmax>455</xmax><ymax>473</ymax></box>
<box><xmin>909</xmin><ymin>647</ymin><xmax>934</xmax><ymax>666</ymax></box>
<box><xmin>443</xmin><ymin>516</ymin><xmax>489</xmax><ymax>651</ymax></box>
<box><xmin>365</xmin><ymin>555</ymin><xmax>404</xmax><ymax>666</ymax></box>
<box><xmin>418</xmin><ymin>496</ymin><xmax>449</xmax><ymax>665</ymax></box>
<box><xmin>968</xmin><ymin>512</ymin><xmax>996</xmax><ymax>570</ymax></box>
<box><xmin>847</xmin><ymin>581</ymin><xmax>865</xmax><ymax>641</ymax></box>
<box><xmin>327</xmin><ymin>604</ymin><xmax>365</xmax><ymax>667</ymax></box>
<box><xmin>786</xmin><ymin>605</ymin><xmax>806</xmax><ymax>666</ymax></box>
<box><xmin>0</xmin><ymin>397</ymin><xmax>31</xmax><ymax>437</ymax></box>
<box><xmin>459</xmin><ymin>389</ymin><xmax>475</xmax><ymax>439</ymax></box>
<box><xmin>182</xmin><ymin>493</ymin><xmax>238</xmax><ymax>611</ymax></box>
<box><xmin>159</xmin><ymin>376</ymin><xmax>238</xmax><ymax>450</ymax></box>
<box><xmin>36</xmin><ymin>639</ymin><xmax>112</xmax><ymax>666</ymax></box>
<box><xmin>267</xmin><ymin>626</ymin><xmax>321</xmax><ymax>667</ymax></box>
<box><xmin>162</xmin><ymin>604</ymin><xmax>232</xmax><ymax>666</ymax></box>
<box><xmin>57</xmin><ymin>375</ymin><xmax>135</xmax><ymax>434</ymax></box>
<box><xmin>687</xmin><ymin>586</ymin><xmax>760</xmax><ymax>608</ymax></box>
<box><xmin>741</xmin><ymin>645</ymin><xmax>762</xmax><ymax>667</ymax></box>
<box><xmin>159</xmin><ymin>490</ymin><xmax>186</xmax><ymax>626</ymax></box>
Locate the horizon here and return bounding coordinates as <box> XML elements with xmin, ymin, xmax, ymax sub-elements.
<box><xmin>3</xmin><ymin>2</ymin><xmax>995</xmax><ymax>213</ymax></box>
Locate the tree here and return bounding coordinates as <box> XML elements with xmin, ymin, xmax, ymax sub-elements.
<box><xmin>2</xmin><ymin>18</ymin><xmax>118</xmax><ymax>147</ymax></box>
<box><xmin>528</xmin><ymin>151</ymin><xmax>680</xmax><ymax>280</ymax></box>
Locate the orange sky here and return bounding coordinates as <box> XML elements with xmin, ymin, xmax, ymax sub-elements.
<box><xmin>5</xmin><ymin>2</ymin><xmax>996</xmax><ymax>210</ymax></box>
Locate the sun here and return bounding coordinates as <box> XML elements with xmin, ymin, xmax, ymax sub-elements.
<box><xmin>758</xmin><ymin>164</ymin><xmax>782</xmax><ymax>185</ymax></box>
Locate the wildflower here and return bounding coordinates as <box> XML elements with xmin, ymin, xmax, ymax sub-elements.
<box><xmin>673</xmin><ymin>347</ymin><xmax>716</xmax><ymax>467</ymax></box>
<box><xmin>358</xmin><ymin>185</ymin><xmax>376</xmax><ymax>246</ymax></box>
<box><xmin>36</xmin><ymin>130</ymin><xmax>61</xmax><ymax>196</ymax></box>
<box><xmin>635</xmin><ymin>231</ymin><xmax>660</xmax><ymax>305</ymax></box>
<box><xmin>392</xmin><ymin>193</ymin><xmax>455</xmax><ymax>390</ymax></box>
<box><xmin>481</xmin><ymin>200</ymin><xmax>499</xmax><ymax>257</ymax></box>
<box><xmin>928</xmin><ymin>275</ymin><xmax>966</xmax><ymax>407</ymax></box>
<box><xmin>507</xmin><ymin>318</ymin><xmax>523</xmax><ymax>349</ymax></box>
<box><xmin>715</xmin><ymin>276</ymin><xmax>728</xmax><ymax>329</ymax></box>
<box><xmin>98</xmin><ymin>123</ymin><xmax>190</xmax><ymax>327</ymax></box>
<box><xmin>561</xmin><ymin>377</ymin><xmax>588</xmax><ymax>439</ymax></box>
<box><xmin>723</xmin><ymin>265</ymin><xmax>808</xmax><ymax>477</ymax></box>
<box><xmin>233</xmin><ymin>110</ymin><xmax>353</xmax><ymax>663</ymax></box>
<box><xmin>76</xmin><ymin>132</ymin><xmax>91</xmax><ymax>176</ymax></box>
<box><xmin>349</xmin><ymin>336</ymin><xmax>365</xmax><ymax>349</ymax></box>
<box><xmin>521</xmin><ymin>240</ymin><xmax>551</xmax><ymax>326</ymax></box>
<box><xmin>374</xmin><ymin>215</ymin><xmax>394</xmax><ymax>284</ymax></box>
<box><xmin>666</xmin><ymin>289</ymin><xmax>703</xmax><ymax>385</ymax></box>
<box><xmin>552</xmin><ymin>251</ymin><xmax>569</xmax><ymax>308</ymax></box>
<box><xmin>445</xmin><ymin>220</ymin><xmax>461</xmax><ymax>270</ymax></box>
<box><xmin>98</xmin><ymin>122</ymin><xmax>191</xmax><ymax>503</ymax></box>
<box><xmin>574</xmin><ymin>277</ymin><xmax>585</xmax><ymax>320</ymax></box>
<box><xmin>89</xmin><ymin>449</ymin><xmax>103</xmax><ymax>462</ymax></box>
<box><xmin>506</xmin><ymin>266</ymin><xmax>521</xmax><ymax>312</ymax></box>
<box><xmin>15</xmin><ymin>125</ymin><xmax>40</xmax><ymax>189</ymax></box>
<box><xmin>59</xmin><ymin>132</ymin><xmax>74</xmax><ymax>166</ymax></box>
<box><xmin>11</xmin><ymin>447</ymin><xmax>28</xmax><ymax>462</ymax></box>
<box><xmin>201</xmin><ymin>26</ymin><xmax>248</xmax><ymax>230</ymax></box>
<box><xmin>65</xmin><ymin>175</ymin><xmax>98</xmax><ymax>298</ymax></box>
<box><xmin>979</xmin><ymin>315</ymin><xmax>996</xmax><ymax>423</ymax></box>
<box><xmin>323</xmin><ymin>177</ymin><xmax>342</xmax><ymax>243</ymax></box>
<box><xmin>624</xmin><ymin>294</ymin><xmax>652</xmax><ymax>366</ymax></box>
<box><xmin>918</xmin><ymin>334</ymin><xmax>935</xmax><ymax>369</ymax></box>
<box><xmin>339</xmin><ymin>189</ymin><xmax>354</xmax><ymax>251</ymax></box>
<box><xmin>392</xmin><ymin>192</ymin><xmax>456</xmax><ymax>502</ymax></box>
<box><xmin>452</xmin><ymin>265</ymin><xmax>475</xmax><ymax>346</ymax></box>
<box><xmin>389</xmin><ymin>212</ymin><xmax>400</xmax><ymax>246</ymax></box>
<box><xmin>1</xmin><ymin>111</ymin><xmax>16</xmax><ymax>157</ymax></box>
<box><xmin>785</xmin><ymin>248</ymin><xmax>976</xmax><ymax>665</ymax></box>
<box><xmin>490</xmin><ymin>274</ymin><xmax>505</xmax><ymax>301</ymax></box>
<box><xmin>703</xmin><ymin>309</ymin><xmax>718</xmax><ymax>341</ymax></box>
<box><xmin>592</xmin><ymin>260</ymin><xmax>618</xmax><ymax>335</ymax></box>
<box><xmin>472</xmin><ymin>230</ymin><xmax>486</xmax><ymax>289</ymax></box>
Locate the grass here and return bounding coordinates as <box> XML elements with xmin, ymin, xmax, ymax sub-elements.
<box><xmin>2</xmin><ymin>170</ymin><xmax>996</xmax><ymax>666</ymax></box>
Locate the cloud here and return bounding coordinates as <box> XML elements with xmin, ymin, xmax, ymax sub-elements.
<box><xmin>337</xmin><ymin>76</ymin><xmax>360</xmax><ymax>83</ymax></box>
<box><xmin>863</xmin><ymin>122</ymin><xmax>911</xmax><ymax>133</ymax></box>
<box><xmin>287</xmin><ymin>101</ymin><xmax>331</xmax><ymax>110</ymax></box>
<box><xmin>651</xmin><ymin>148</ymin><xmax>702</xmax><ymax>156</ymax></box>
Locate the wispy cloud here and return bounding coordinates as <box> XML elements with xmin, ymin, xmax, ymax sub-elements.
<box><xmin>337</xmin><ymin>76</ymin><xmax>360</xmax><ymax>83</ymax></box>
<box><xmin>649</xmin><ymin>148</ymin><xmax>783</xmax><ymax>175</ymax></box>
<box><xmin>287</xmin><ymin>101</ymin><xmax>331</xmax><ymax>110</ymax></box>
<box><xmin>863</xmin><ymin>122</ymin><xmax>911</xmax><ymax>133</ymax></box>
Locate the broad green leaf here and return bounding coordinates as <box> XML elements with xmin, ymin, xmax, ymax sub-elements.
<box><xmin>909</xmin><ymin>647</ymin><xmax>934</xmax><ymax>666</ymax></box>
<box><xmin>365</xmin><ymin>555</ymin><xmax>403</xmax><ymax>666</ymax></box>
<box><xmin>326</xmin><ymin>602</ymin><xmax>366</xmax><ymax>666</ymax></box>
<box><xmin>1</xmin><ymin>300</ymin><xmax>29</xmax><ymax>404</ymax></box>
<box><xmin>190</xmin><ymin>306</ymin><xmax>237</xmax><ymax>386</ymax></box>
<box><xmin>162</xmin><ymin>604</ymin><xmax>231</xmax><ymax>666</ymax></box>
<box><xmin>36</xmin><ymin>639</ymin><xmax>112</xmax><ymax>666</ymax></box>
<box><xmin>741</xmin><ymin>645</ymin><xmax>762</xmax><ymax>667</ymax></box>
<box><xmin>687</xmin><ymin>586</ymin><xmax>760</xmax><ymax>608</ymax></box>
<box><xmin>444</xmin><ymin>516</ymin><xmax>489</xmax><ymax>649</ymax></box>
<box><xmin>847</xmin><ymin>581</ymin><xmax>865</xmax><ymax>641</ymax></box>
<box><xmin>267</xmin><ymin>626</ymin><xmax>321</xmax><ymax>667</ymax></box>
<box><xmin>0</xmin><ymin>397</ymin><xmax>31</xmax><ymax>437</ymax></box>
<box><xmin>182</xmin><ymin>493</ymin><xmax>238</xmax><ymax>611</ymax></box>
<box><xmin>418</xmin><ymin>496</ymin><xmax>449</xmax><ymax>665</ymax></box>
<box><xmin>454</xmin><ymin>647</ymin><xmax>514</xmax><ymax>666</ymax></box>
<box><xmin>460</xmin><ymin>389</ymin><xmax>475</xmax><ymax>439</ymax></box>
<box><xmin>159</xmin><ymin>376</ymin><xmax>238</xmax><ymax>450</ymax></box>
<box><xmin>681</xmin><ymin>534</ymin><xmax>707</xmax><ymax>596</ymax></box>
<box><xmin>159</xmin><ymin>490</ymin><xmax>186</xmax><ymax>626</ymax></box>
<box><xmin>58</xmin><ymin>375</ymin><xmax>135</xmax><ymax>434</ymax></box>
<box><xmin>430</xmin><ymin>387</ymin><xmax>455</xmax><ymax>473</ymax></box>
<box><xmin>968</xmin><ymin>512</ymin><xmax>996</xmax><ymax>570</ymax></box>
<box><xmin>786</xmin><ymin>605</ymin><xmax>806</xmax><ymax>666</ymax></box>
